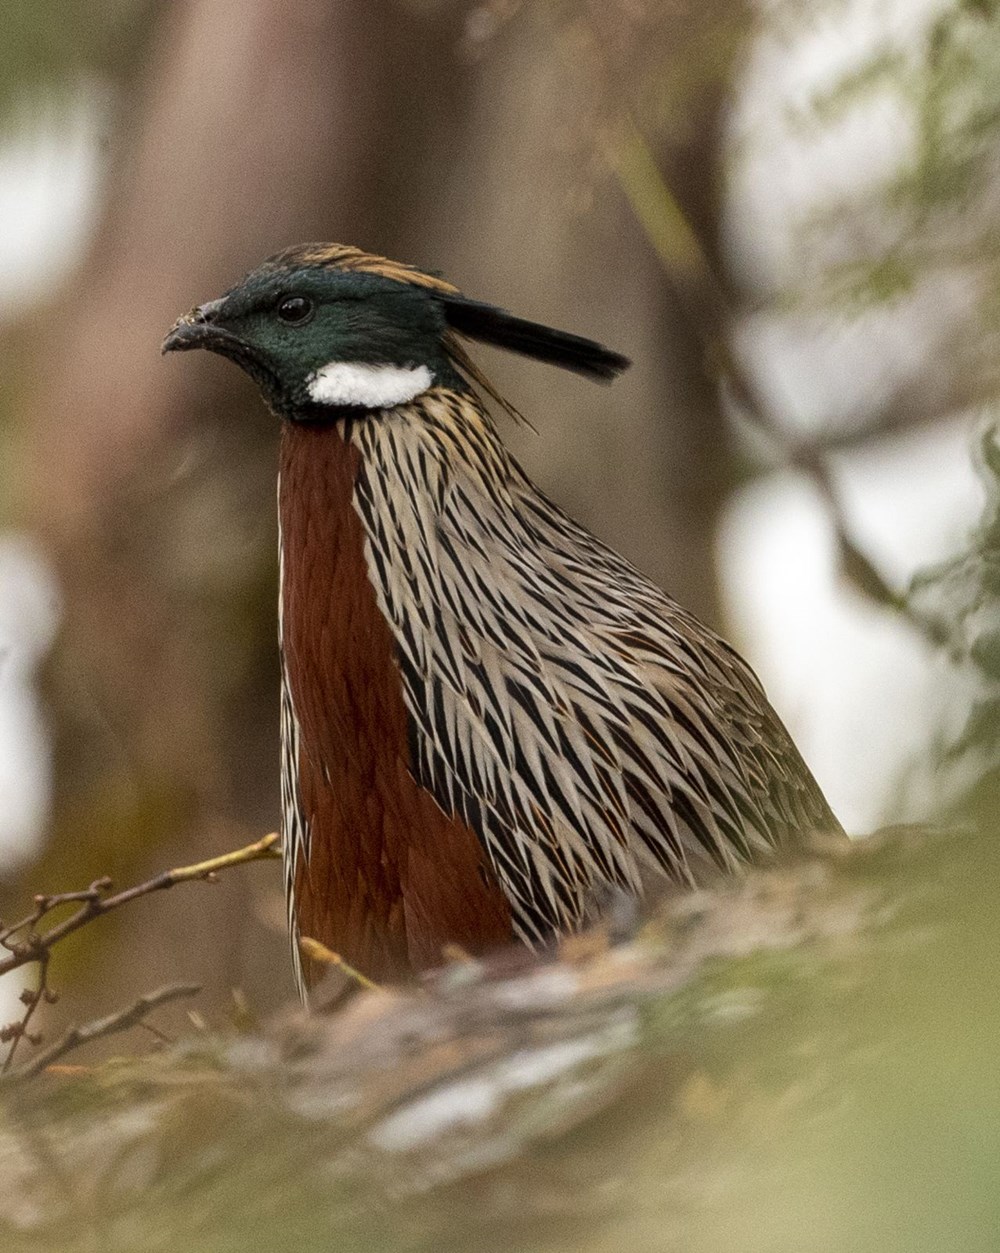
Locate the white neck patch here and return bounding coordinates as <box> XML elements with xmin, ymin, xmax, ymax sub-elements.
<box><xmin>306</xmin><ymin>361</ymin><xmax>433</xmax><ymax>409</ymax></box>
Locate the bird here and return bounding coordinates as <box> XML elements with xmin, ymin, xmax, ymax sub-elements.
<box><xmin>163</xmin><ymin>242</ymin><xmax>842</xmax><ymax>995</ymax></box>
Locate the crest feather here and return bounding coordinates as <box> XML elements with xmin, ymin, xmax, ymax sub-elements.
<box><xmin>265</xmin><ymin>243</ymin><xmax>458</xmax><ymax>295</ymax></box>
<box><xmin>441</xmin><ymin>295</ymin><xmax>630</xmax><ymax>383</ymax></box>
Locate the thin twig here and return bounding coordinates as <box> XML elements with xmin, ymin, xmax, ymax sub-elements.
<box><xmin>799</xmin><ymin>452</ymin><xmax>950</xmax><ymax>645</ymax></box>
<box><xmin>136</xmin><ymin>1019</ymin><xmax>176</xmax><ymax>1046</ymax></box>
<box><xmin>0</xmin><ymin>832</ymin><xmax>281</xmax><ymax>979</ymax></box>
<box><xmin>299</xmin><ymin>936</ymin><xmax>380</xmax><ymax>992</ymax></box>
<box><xmin>11</xmin><ymin>984</ymin><xmax>201</xmax><ymax>1080</ymax></box>
<box><xmin>0</xmin><ymin>832</ymin><xmax>281</xmax><ymax>1072</ymax></box>
<box><xmin>1</xmin><ymin>954</ymin><xmax>52</xmax><ymax>1074</ymax></box>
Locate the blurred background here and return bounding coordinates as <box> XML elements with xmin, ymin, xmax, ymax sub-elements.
<box><xmin>1</xmin><ymin>0</ymin><xmax>998</xmax><ymax>1032</ymax></box>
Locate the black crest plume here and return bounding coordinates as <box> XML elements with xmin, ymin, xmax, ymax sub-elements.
<box><xmin>441</xmin><ymin>295</ymin><xmax>630</xmax><ymax>382</ymax></box>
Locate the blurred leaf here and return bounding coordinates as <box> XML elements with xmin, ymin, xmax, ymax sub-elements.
<box><xmin>0</xmin><ymin>0</ymin><xmax>155</xmax><ymax>120</ymax></box>
<box><xmin>804</xmin><ymin>48</ymin><xmax>908</xmax><ymax>127</ymax></box>
<box><xmin>909</xmin><ymin>421</ymin><xmax>1000</xmax><ymax>800</ymax></box>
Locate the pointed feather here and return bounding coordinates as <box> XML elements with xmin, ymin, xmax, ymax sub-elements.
<box><xmin>441</xmin><ymin>295</ymin><xmax>630</xmax><ymax>382</ymax></box>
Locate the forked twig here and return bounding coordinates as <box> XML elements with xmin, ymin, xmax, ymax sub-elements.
<box><xmin>0</xmin><ymin>833</ymin><xmax>281</xmax><ymax>1073</ymax></box>
<box><xmin>12</xmin><ymin>983</ymin><xmax>201</xmax><ymax>1080</ymax></box>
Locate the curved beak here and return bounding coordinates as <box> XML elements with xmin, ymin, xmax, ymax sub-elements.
<box><xmin>161</xmin><ymin>298</ymin><xmax>230</xmax><ymax>354</ymax></box>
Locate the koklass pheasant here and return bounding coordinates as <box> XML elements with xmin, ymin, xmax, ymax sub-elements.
<box><xmin>163</xmin><ymin>244</ymin><xmax>841</xmax><ymax>993</ymax></box>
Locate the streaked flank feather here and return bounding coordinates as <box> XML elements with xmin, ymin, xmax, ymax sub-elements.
<box><xmin>343</xmin><ymin>390</ymin><xmax>837</xmax><ymax>943</ymax></box>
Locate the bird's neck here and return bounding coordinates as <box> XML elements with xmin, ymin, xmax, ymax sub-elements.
<box><xmin>277</xmin><ymin>406</ymin><xmax>512</xmax><ymax>985</ymax></box>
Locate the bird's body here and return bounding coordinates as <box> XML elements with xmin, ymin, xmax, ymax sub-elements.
<box><xmin>164</xmin><ymin>244</ymin><xmax>841</xmax><ymax>992</ymax></box>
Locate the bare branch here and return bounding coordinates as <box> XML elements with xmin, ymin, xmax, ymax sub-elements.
<box><xmin>0</xmin><ymin>832</ymin><xmax>280</xmax><ymax>1073</ymax></box>
<box><xmin>0</xmin><ymin>955</ymin><xmax>52</xmax><ymax>1074</ymax></box>
<box><xmin>0</xmin><ymin>832</ymin><xmax>280</xmax><ymax>979</ymax></box>
<box><xmin>794</xmin><ymin>450</ymin><xmax>951</xmax><ymax>646</ymax></box>
<box><xmin>11</xmin><ymin>984</ymin><xmax>201</xmax><ymax>1080</ymax></box>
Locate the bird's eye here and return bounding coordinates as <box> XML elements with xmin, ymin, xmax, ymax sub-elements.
<box><xmin>277</xmin><ymin>296</ymin><xmax>314</xmax><ymax>325</ymax></box>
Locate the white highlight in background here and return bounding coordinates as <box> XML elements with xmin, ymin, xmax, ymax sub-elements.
<box><xmin>719</xmin><ymin>420</ymin><xmax>982</xmax><ymax>833</ymax></box>
<box><xmin>0</xmin><ymin>536</ymin><xmax>60</xmax><ymax>867</ymax></box>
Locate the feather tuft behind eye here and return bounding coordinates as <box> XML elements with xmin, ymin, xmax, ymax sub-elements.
<box><xmin>440</xmin><ymin>295</ymin><xmax>630</xmax><ymax>383</ymax></box>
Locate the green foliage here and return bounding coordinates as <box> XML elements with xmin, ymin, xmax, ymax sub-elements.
<box><xmin>768</xmin><ymin>1</ymin><xmax>1000</xmax><ymax>324</ymax></box>
<box><xmin>909</xmin><ymin>421</ymin><xmax>1000</xmax><ymax>803</ymax></box>
<box><xmin>821</xmin><ymin>251</ymin><xmax>918</xmax><ymax>313</ymax></box>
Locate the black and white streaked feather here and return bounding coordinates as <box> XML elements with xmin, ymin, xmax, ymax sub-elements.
<box><xmin>339</xmin><ymin>388</ymin><xmax>840</xmax><ymax>945</ymax></box>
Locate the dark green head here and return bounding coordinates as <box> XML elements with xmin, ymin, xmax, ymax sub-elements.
<box><xmin>162</xmin><ymin>243</ymin><xmax>630</xmax><ymax>421</ymax></box>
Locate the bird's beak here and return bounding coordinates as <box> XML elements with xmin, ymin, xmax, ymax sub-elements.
<box><xmin>161</xmin><ymin>298</ymin><xmax>231</xmax><ymax>354</ymax></box>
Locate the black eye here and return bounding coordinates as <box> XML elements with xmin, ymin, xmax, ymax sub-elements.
<box><xmin>277</xmin><ymin>295</ymin><xmax>314</xmax><ymax>325</ymax></box>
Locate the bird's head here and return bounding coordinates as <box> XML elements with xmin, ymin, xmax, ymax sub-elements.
<box><xmin>163</xmin><ymin>243</ymin><xmax>629</xmax><ymax>420</ymax></box>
